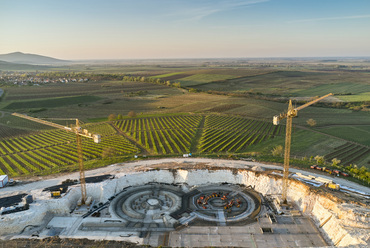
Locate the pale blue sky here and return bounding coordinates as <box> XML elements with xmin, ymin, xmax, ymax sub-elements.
<box><xmin>1</xmin><ymin>0</ymin><xmax>369</xmax><ymax>59</ymax></box>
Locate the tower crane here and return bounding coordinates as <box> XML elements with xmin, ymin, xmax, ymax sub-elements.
<box><xmin>12</xmin><ymin>113</ymin><xmax>101</xmax><ymax>204</ymax></box>
<box><xmin>273</xmin><ymin>93</ymin><xmax>333</xmax><ymax>204</ymax></box>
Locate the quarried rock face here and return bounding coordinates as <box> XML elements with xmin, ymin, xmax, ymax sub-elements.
<box><xmin>282</xmin><ymin>177</ymin><xmax>369</xmax><ymax>247</ymax></box>
<box><xmin>0</xmin><ymin>166</ymin><xmax>368</xmax><ymax>247</ymax></box>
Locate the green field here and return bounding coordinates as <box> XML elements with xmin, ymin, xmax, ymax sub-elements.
<box><xmin>337</xmin><ymin>92</ymin><xmax>370</xmax><ymax>102</ymax></box>
<box><xmin>151</xmin><ymin>72</ymin><xmax>185</xmax><ymax>78</ymax></box>
<box><xmin>248</xmin><ymin>129</ymin><xmax>345</xmax><ymax>156</ymax></box>
<box><xmin>178</xmin><ymin>74</ymin><xmax>235</xmax><ymax>87</ymax></box>
<box><xmin>315</xmin><ymin>125</ymin><xmax>370</xmax><ymax>146</ymax></box>
<box><xmin>4</xmin><ymin>95</ymin><xmax>101</xmax><ymax>110</ymax></box>
<box><xmin>288</xmin><ymin>106</ymin><xmax>370</xmax><ymax>127</ymax></box>
<box><xmin>294</xmin><ymin>83</ymin><xmax>370</xmax><ymax>98</ymax></box>
<box><xmin>0</xmin><ymin>113</ymin><xmax>55</xmax><ymax>131</ymax></box>
<box><xmin>188</xmin><ymin>70</ymin><xmax>370</xmax><ymax>100</ymax></box>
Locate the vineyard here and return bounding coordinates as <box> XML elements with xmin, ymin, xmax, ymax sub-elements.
<box><xmin>2</xmin><ymin>112</ymin><xmax>369</xmax><ymax>178</ymax></box>
<box><xmin>0</xmin><ymin>115</ymin><xmax>281</xmax><ymax>176</ymax></box>
<box><xmin>114</xmin><ymin>114</ymin><xmax>283</xmax><ymax>155</ymax></box>
<box><xmin>0</xmin><ymin>125</ymin><xmax>34</xmax><ymax>139</ymax></box>
<box><xmin>114</xmin><ymin>115</ymin><xmax>202</xmax><ymax>154</ymax></box>
<box><xmin>325</xmin><ymin>142</ymin><xmax>370</xmax><ymax>166</ymax></box>
<box><xmin>0</xmin><ymin>114</ymin><xmax>287</xmax><ymax>177</ymax></box>
<box><xmin>0</xmin><ymin>123</ymin><xmax>139</xmax><ymax>177</ymax></box>
<box><xmin>199</xmin><ymin>115</ymin><xmax>283</xmax><ymax>153</ymax></box>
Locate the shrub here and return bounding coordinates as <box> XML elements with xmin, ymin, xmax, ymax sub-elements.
<box><xmin>271</xmin><ymin>145</ymin><xmax>283</xmax><ymax>156</ymax></box>
<box><xmin>331</xmin><ymin>158</ymin><xmax>341</xmax><ymax>166</ymax></box>
<box><xmin>108</xmin><ymin>114</ymin><xmax>116</xmax><ymax>121</ymax></box>
<box><xmin>128</xmin><ymin>111</ymin><xmax>136</xmax><ymax>118</ymax></box>
<box><xmin>306</xmin><ymin>118</ymin><xmax>317</xmax><ymax>127</ymax></box>
<box><xmin>314</xmin><ymin>155</ymin><xmax>325</xmax><ymax>165</ymax></box>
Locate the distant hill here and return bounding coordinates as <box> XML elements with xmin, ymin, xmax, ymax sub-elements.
<box><xmin>0</xmin><ymin>60</ymin><xmax>49</xmax><ymax>70</ymax></box>
<box><xmin>0</xmin><ymin>52</ymin><xmax>69</xmax><ymax>65</ymax></box>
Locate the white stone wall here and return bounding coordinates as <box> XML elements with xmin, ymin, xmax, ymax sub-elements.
<box><xmin>0</xmin><ymin>168</ymin><xmax>369</xmax><ymax>247</ymax></box>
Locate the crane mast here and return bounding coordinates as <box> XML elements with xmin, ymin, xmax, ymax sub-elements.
<box><xmin>282</xmin><ymin>100</ymin><xmax>293</xmax><ymax>202</ymax></box>
<box><xmin>76</xmin><ymin>119</ymin><xmax>87</xmax><ymax>203</ymax></box>
<box><xmin>12</xmin><ymin>113</ymin><xmax>101</xmax><ymax>204</ymax></box>
<box><xmin>273</xmin><ymin>93</ymin><xmax>333</xmax><ymax>203</ymax></box>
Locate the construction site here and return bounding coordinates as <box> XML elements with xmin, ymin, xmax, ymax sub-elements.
<box><xmin>0</xmin><ymin>158</ymin><xmax>369</xmax><ymax>247</ymax></box>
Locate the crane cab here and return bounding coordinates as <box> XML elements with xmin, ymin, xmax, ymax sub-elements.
<box><xmin>273</xmin><ymin>116</ymin><xmax>280</xmax><ymax>125</ymax></box>
<box><xmin>93</xmin><ymin>134</ymin><xmax>101</xmax><ymax>143</ymax></box>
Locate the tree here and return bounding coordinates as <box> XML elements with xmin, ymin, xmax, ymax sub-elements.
<box><xmin>306</xmin><ymin>118</ymin><xmax>317</xmax><ymax>127</ymax></box>
<box><xmin>128</xmin><ymin>111</ymin><xmax>136</xmax><ymax>118</ymax></box>
<box><xmin>331</xmin><ymin>158</ymin><xmax>341</xmax><ymax>167</ymax></box>
<box><xmin>359</xmin><ymin>166</ymin><xmax>367</xmax><ymax>174</ymax></box>
<box><xmin>352</xmin><ymin>106</ymin><xmax>361</xmax><ymax>111</ymax></box>
<box><xmin>117</xmin><ymin>114</ymin><xmax>123</xmax><ymax>120</ymax></box>
<box><xmin>314</xmin><ymin>155</ymin><xmax>325</xmax><ymax>165</ymax></box>
<box><xmin>173</xmin><ymin>82</ymin><xmax>181</xmax><ymax>88</ymax></box>
<box><xmin>271</xmin><ymin>145</ymin><xmax>283</xmax><ymax>156</ymax></box>
<box><xmin>108</xmin><ymin>114</ymin><xmax>116</xmax><ymax>121</ymax></box>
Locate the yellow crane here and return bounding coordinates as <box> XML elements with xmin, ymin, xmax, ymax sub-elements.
<box><xmin>273</xmin><ymin>93</ymin><xmax>333</xmax><ymax>203</ymax></box>
<box><xmin>12</xmin><ymin>113</ymin><xmax>101</xmax><ymax>204</ymax></box>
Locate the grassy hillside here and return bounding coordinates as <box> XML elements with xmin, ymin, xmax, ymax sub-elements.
<box><xmin>0</xmin><ymin>52</ymin><xmax>68</xmax><ymax>64</ymax></box>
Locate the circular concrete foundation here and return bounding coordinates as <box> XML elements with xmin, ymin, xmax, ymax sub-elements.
<box><xmin>189</xmin><ymin>185</ymin><xmax>260</xmax><ymax>223</ymax></box>
<box><xmin>111</xmin><ymin>184</ymin><xmax>182</xmax><ymax>224</ymax></box>
<box><xmin>110</xmin><ymin>183</ymin><xmax>261</xmax><ymax>229</ymax></box>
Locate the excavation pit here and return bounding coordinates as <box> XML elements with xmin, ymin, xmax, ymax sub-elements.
<box><xmin>1</xmin><ymin>159</ymin><xmax>369</xmax><ymax>247</ymax></box>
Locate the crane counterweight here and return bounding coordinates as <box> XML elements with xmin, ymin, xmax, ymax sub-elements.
<box><xmin>93</xmin><ymin>134</ymin><xmax>101</xmax><ymax>143</ymax></box>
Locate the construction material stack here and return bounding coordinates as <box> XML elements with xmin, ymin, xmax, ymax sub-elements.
<box><xmin>0</xmin><ymin>175</ymin><xmax>9</xmax><ymax>188</ymax></box>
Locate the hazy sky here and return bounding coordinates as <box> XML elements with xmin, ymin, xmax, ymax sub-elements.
<box><xmin>1</xmin><ymin>0</ymin><xmax>370</xmax><ymax>59</ymax></box>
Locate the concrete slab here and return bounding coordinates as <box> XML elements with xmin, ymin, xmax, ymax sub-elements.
<box><xmin>168</xmin><ymin>221</ymin><xmax>328</xmax><ymax>247</ymax></box>
<box><xmin>47</xmin><ymin>217</ymin><xmax>79</xmax><ymax>229</ymax></box>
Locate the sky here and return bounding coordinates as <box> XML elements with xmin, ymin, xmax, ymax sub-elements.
<box><xmin>1</xmin><ymin>0</ymin><xmax>370</xmax><ymax>60</ymax></box>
